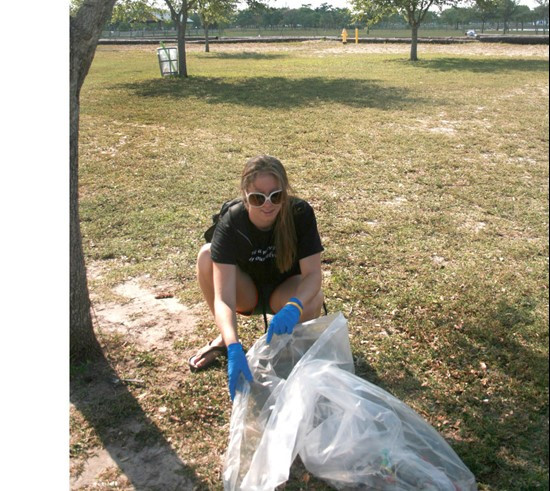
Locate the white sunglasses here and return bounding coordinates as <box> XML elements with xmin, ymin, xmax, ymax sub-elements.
<box><xmin>246</xmin><ymin>189</ymin><xmax>283</xmax><ymax>208</ymax></box>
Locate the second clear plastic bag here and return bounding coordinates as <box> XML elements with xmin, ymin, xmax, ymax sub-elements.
<box><xmin>223</xmin><ymin>313</ymin><xmax>477</xmax><ymax>491</ymax></box>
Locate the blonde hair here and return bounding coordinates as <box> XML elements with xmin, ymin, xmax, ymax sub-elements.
<box><xmin>240</xmin><ymin>155</ymin><xmax>297</xmax><ymax>273</ymax></box>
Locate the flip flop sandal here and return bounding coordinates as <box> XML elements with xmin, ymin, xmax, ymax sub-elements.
<box><xmin>188</xmin><ymin>340</ymin><xmax>228</xmax><ymax>373</ymax></box>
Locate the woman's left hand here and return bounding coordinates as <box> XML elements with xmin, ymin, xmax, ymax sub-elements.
<box><xmin>266</xmin><ymin>297</ymin><xmax>303</xmax><ymax>343</ymax></box>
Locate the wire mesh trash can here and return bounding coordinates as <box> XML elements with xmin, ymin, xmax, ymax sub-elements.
<box><xmin>157</xmin><ymin>46</ymin><xmax>178</xmax><ymax>76</ymax></box>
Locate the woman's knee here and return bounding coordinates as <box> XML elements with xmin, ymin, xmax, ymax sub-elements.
<box><xmin>196</xmin><ymin>243</ymin><xmax>213</xmax><ymax>276</ymax></box>
<box><xmin>303</xmin><ymin>289</ymin><xmax>324</xmax><ymax>321</ymax></box>
<box><xmin>270</xmin><ymin>276</ymin><xmax>324</xmax><ymax>321</ymax></box>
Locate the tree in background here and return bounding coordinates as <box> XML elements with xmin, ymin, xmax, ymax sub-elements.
<box><xmin>495</xmin><ymin>0</ymin><xmax>520</xmax><ymax>32</ymax></box>
<box><xmin>233</xmin><ymin>5</ymin><xmax>263</xmax><ymax>26</ymax></box>
<box><xmin>534</xmin><ymin>0</ymin><xmax>549</xmax><ymax>32</ymax></box>
<box><xmin>70</xmin><ymin>0</ymin><xmax>118</xmax><ymax>364</ymax></box>
<box><xmin>232</xmin><ymin>5</ymin><xmax>352</xmax><ymax>29</ymax></box>
<box><xmin>472</xmin><ymin>0</ymin><xmax>498</xmax><ymax>32</ymax></box>
<box><xmin>258</xmin><ymin>6</ymin><xmax>285</xmax><ymax>28</ymax></box>
<box><xmin>439</xmin><ymin>6</ymin><xmax>476</xmax><ymax>30</ymax></box>
<box><xmin>351</xmin><ymin>0</ymin><xmax>461</xmax><ymax>61</ymax></box>
<box><xmin>196</xmin><ymin>0</ymin><xmax>237</xmax><ymax>51</ymax></box>
<box><xmin>111</xmin><ymin>0</ymin><xmax>158</xmax><ymax>28</ymax></box>
<box><xmin>512</xmin><ymin>4</ymin><xmax>533</xmax><ymax>30</ymax></box>
<box><xmin>315</xmin><ymin>3</ymin><xmax>336</xmax><ymax>28</ymax></box>
<box><xmin>164</xmin><ymin>0</ymin><xmax>199</xmax><ymax>77</ymax></box>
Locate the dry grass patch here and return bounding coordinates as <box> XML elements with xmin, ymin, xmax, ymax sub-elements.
<box><xmin>72</xmin><ymin>41</ymin><xmax>549</xmax><ymax>490</ymax></box>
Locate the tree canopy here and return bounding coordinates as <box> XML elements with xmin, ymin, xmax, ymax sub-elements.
<box><xmin>97</xmin><ymin>0</ymin><xmax>547</xmax><ymax>31</ymax></box>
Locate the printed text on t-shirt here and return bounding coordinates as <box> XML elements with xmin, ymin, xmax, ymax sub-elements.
<box><xmin>249</xmin><ymin>246</ymin><xmax>276</xmax><ymax>263</ymax></box>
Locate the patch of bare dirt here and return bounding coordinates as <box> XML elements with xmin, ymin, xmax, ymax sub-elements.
<box><xmin>308</xmin><ymin>41</ymin><xmax>549</xmax><ymax>57</ymax></box>
<box><xmin>92</xmin><ymin>276</ymin><xmax>199</xmax><ymax>351</ymax></box>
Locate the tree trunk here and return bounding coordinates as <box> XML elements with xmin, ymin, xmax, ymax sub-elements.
<box><xmin>70</xmin><ymin>95</ymin><xmax>101</xmax><ymax>363</ymax></box>
<box><xmin>177</xmin><ymin>16</ymin><xmax>188</xmax><ymax>77</ymax></box>
<box><xmin>70</xmin><ymin>0</ymin><xmax>117</xmax><ymax>364</ymax></box>
<box><xmin>205</xmin><ymin>23</ymin><xmax>210</xmax><ymax>53</ymax></box>
<box><xmin>410</xmin><ymin>24</ymin><xmax>419</xmax><ymax>61</ymax></box>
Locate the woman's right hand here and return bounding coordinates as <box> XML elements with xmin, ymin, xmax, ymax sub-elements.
<box><xmin>227</xmin><ymin>342</ymin><xmax>253</xmax><ymax>401</ymax></box>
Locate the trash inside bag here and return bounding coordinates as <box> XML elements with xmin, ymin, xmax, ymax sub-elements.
<box><xmin>223</xmin><ymin>313</ymin><xmax>477</xmax><ymax>490</ymax></box>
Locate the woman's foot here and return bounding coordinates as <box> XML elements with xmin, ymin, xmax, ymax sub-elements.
<box><xmin>188</xmin><ymin>335</ymin><xmax>226</xmax><ymax>371</ymax></box>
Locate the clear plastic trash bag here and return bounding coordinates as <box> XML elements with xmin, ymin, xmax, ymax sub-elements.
<box><xmin>223</xmin><ymin>313</ymin><xmax>477</xmax><ymax>491</ymax></box>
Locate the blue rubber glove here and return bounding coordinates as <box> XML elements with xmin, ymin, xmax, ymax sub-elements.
<box><xmin>266</xmin><ymin>297</ymin><xmax>303</xmax><ymax>344</ymax></box>
<box><xmin>227</xmin><ymin>342</ymin><xmax>253</xmax><ymax>401</ymax></box>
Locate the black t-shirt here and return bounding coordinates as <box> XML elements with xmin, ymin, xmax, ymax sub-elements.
<box><xmin>210</xmin><ymin>197</ymin><xmax>323</xmax><ymax>286</ymax></box>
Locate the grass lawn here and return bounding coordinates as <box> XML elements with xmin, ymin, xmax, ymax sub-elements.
<box><xmin>71</xmin><ymin>41</ymin><xmax>548</xmax><ymax>490</ymax></box>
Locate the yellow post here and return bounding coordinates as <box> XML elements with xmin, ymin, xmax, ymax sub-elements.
<box><xmin>341</xmin><ymin>28</ymin><xmax>348</xmax><ymax>44</ymax></box>
<box><xmin>355</xmin><ymin>27</ymin><xmax>359</xmax><ymax>44</ymax></box>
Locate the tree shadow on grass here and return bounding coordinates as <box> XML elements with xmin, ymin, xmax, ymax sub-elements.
<box><xmin>118</xmin><ymin>76</ymin><xmax>426</xmax><ymax>110</ymax></box>
<box><xmin>435</xmin><ymin>296</ymin><xmax>547</xmax><ymax>485</ymax></box>
<box><xmin>349</xmin><ymin>294</ymin><xmax>547</xmax><ymax>487</ymax></box>
<box><xmin>70</xmin><ymin>352</ymin><xmax>203</xmax><ymax>490</ymax></box>
<box><xmin>391</xmin><ymin>57</ymin><xmax>549</xmax><ymax>73</ymax></box>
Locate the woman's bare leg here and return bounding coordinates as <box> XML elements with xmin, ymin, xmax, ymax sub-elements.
<box><xmin>193</xmin><ymin>243</ymin><xmax>258</xmax><ymax>369</ymax></box>
<box><xmin>269</xmin><ymin>275</ymin><xmax>324</xmax><ymax>321</ymax></box>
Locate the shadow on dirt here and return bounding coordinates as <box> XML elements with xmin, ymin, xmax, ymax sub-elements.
<box><xmin>70</xmin><ymin>352</ymin><xmax>202</xmax><ymax>490</ymax></box>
